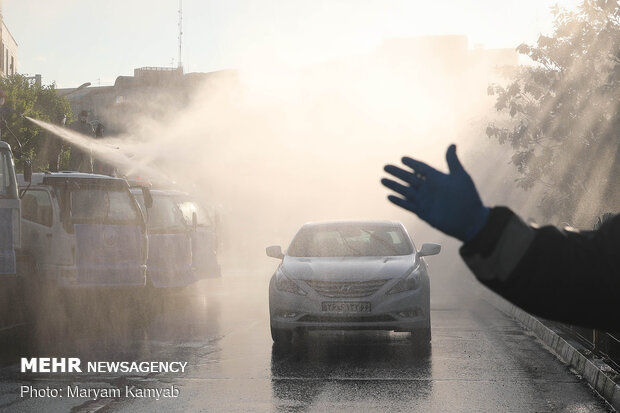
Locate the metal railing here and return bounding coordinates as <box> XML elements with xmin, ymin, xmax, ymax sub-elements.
<box><xmin>560</xmin><ymin>213</ymin><xmax>620</xmax><ymax>368</ymax></box>
<box><xmin>560</xmin><ymin>324</ymin><xmax>620</xmax><ymax>368</ymax></box>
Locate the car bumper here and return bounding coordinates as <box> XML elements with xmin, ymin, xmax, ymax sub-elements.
<box><xmin>270</xmin><ymin>315</ymin><xmax>429</xmax><ymax>332</ymax></box>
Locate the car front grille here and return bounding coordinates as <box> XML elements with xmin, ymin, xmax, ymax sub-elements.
<box><xmin>304</xmin><ymin>279</ymin><xmax>389</xmax><ymax>298</ymax></box>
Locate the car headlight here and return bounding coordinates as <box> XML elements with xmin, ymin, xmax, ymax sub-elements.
<box><xmin>275</xmin><ymin>269</ymin><xmax>306</xmax><ymax>295</ymax></box>
<box><xmin>387</xmin><ymin>266</ymin><xmax>422</xmax><ymax>295</ymax></box>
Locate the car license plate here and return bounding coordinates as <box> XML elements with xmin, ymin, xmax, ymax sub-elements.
<box><xmin>321</xmin><ymin>302</ymin><xmax>371</xmax><ymax>313</ymax></box>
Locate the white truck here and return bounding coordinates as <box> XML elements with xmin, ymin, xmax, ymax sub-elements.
<box><xmin>17</xmin><ymin>172</ymin><xmax>148</xmax><ymax>291</ymax></box>
<box><xmin>0</xmin><ymin>141</ymin><xmax>25</xmax><ymax>330</ymax></box>
<box><xmin>0</xmin><ymin>141</ymin><xmax>19</xmax><ymax>276</ymax></box>
<box><xmin>130</xmin><ymin>188</ymin><xmax>195</xmax><ymax>288</ymax></box>
<box><xmin>129</xmin><ymin>185</ymin><xmax>222</xmax><ymax>288</ymax></box>
<box><xmin>172</xmin><ymin>191</ymin><xmax>221</xmax><ymax>279</ymax></box>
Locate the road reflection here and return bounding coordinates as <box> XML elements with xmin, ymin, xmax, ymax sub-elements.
<box><xmin>0</xmin><ymin>283</ymin><xmax>222</xmax><ymax>373</ymax></box>
<box><xmin>270</xmin><ymin>331</ymin><xmax>433</xmax><ymax>411</ymax></box>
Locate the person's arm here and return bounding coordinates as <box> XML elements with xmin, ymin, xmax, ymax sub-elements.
<box><xmin>461</xmin><ymin>207</ymin><xmax>620</xmax><ymax>330</ymax></box>
<box><xmin>382</xmin><ymin>145</ymin><xmax>620</xmax><ymax>331</ymax></box>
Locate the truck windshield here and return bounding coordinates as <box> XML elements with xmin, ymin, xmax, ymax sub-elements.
<box><xmin>176</xmin><ymin>198</ymin><xmax>213</xmax><ymax>227</ymax></box>
<box><xmin>148</xmin><ymin>195</ymin><xmax>187</xmax><ymax>232</ymax></box>
<box><xmin>70</xmin><ymin>186</ymin><xmax>140</xmax><ymax>224</ymax></box>
<box><xmin>0</xmin><ymin>149</ymin><xmax>18</xmax><ymax>199</ymax></box>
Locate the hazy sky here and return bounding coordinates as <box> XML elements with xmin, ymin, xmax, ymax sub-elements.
<box><xmin>4</xmin><ymin>0</ymin><xmax>581</xmax><ymax>88</ymax></box>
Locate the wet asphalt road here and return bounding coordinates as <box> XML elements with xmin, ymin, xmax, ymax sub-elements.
<box><xmin>0</xmin><ymin>259</ymin><xmax>613</xmax><ymax>412</ymax></box>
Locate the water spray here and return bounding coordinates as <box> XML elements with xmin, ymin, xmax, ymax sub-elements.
<box><xmin>24</xmin><ymin>116</ymin><xmax>172</xmax><ymax>184</ymax></box>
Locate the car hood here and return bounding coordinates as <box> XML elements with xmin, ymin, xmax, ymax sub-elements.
<box><xmin>281</xmin><ymin>255</ymin><xmax>415</xmax><ymax>281</ymax></box>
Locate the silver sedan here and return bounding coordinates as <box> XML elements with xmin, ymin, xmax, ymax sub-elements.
<box><xmin>267</xmin><ymin>220</ymin><xmax>440</xmax><ymax>345</ymax></box>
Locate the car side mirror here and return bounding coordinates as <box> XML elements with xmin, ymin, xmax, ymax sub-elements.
<box><xmin>23</xmin><ymin>160</ymin><xmax>32</xmax><ymax>182</ymax></box>
<box><xmin>266</xmin><ymin>245</ymin><xmax>284</xmax><ymax>259</ymax></box>
<box><xmin>418</xmin><ymin>243</ymin><xmax>441</xmax><ymax>257</ymax></box>
<box><xmin>142</xmin><ymin>187</ymin><xmax>153</xmax><ymax>209</ymax></box>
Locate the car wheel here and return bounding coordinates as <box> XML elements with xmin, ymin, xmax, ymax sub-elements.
<box><xmin>410</xmin><ymin>327</ymin><xmax>431</xmax><ymax>344</ymax></box>
<box><xmin>270</xmin><ymin>325</ymin><xmax>293</xmax><ymax>344</ymax></box>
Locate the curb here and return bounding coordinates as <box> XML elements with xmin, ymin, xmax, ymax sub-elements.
<box><xmin>486</xmin><ymin>292</ymin><xmax>620</xmax><ymax>411</ymax></box>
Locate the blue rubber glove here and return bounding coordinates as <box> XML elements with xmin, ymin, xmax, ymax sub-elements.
<box><xmin>381</xmin><ymin>144</ymin><xmax>490</xmax><ymax>242</ymax></box>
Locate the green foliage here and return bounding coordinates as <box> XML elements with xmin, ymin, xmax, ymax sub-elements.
<box><xmin>486</xmin><ymin>0</ymin><xmax>620</xmax><ymax>223</ymax></box>
<box><xmin>0</xmin><ymin>74</ymin><xmax>73</xmax><ymax>170</ymax></box>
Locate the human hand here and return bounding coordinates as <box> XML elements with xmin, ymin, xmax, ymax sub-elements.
<box><xmin>381</xmin><ymin>144</ymin><xmax>489</xmax><ymax>242</ymax></box>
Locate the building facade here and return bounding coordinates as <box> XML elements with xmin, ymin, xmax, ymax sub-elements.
<box><xmin>58</xmin><ymin>67</ymin><xmax>238</xmax><ymax>135</ymax></box>
<box><xmin>0</xmin><ymin>0</ymin><xmax>18</xmax><ymax>77</ymax></box>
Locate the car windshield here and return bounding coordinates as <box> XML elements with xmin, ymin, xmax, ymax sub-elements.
<box><xmin>70</xmin><ymin>185</ymin><xmax>140</xmax><ymax>224</ymax></box>
<box><xmin>148</xmin><ymin>194</ymin><xmax>187</xmax><ymax>232</ymax></box>
<box><xmin>287</xmin><ymin>224</ymin><xmax>414</xmax><ymax>257</ymax></box>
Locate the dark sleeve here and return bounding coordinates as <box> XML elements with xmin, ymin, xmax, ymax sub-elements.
<box><xmin>460</xmin><ymin>207</ymin><xmax>620</xmax><ymax>331</ymax></box>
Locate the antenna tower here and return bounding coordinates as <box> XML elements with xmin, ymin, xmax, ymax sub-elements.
<box><xmin>178</xmin><ymin>0</ymin><xmax>183</xmax><ymax>71</ymax></box>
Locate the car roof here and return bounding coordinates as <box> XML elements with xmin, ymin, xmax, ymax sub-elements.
<box><xmin>300</xmin><ymin>220</ymin><xmax>404</xmax><ymax>228</ymax></box>
<box><xmin>0</xmin><ymin>141</ymin><xmax>12</xmax><ymax>151</ymax></box>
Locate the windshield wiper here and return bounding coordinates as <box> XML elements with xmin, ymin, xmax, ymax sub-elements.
<box><xmin>361</xmin><ymin>229</ymin><xmax>399</xmax><ymax>255</ymax></box>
